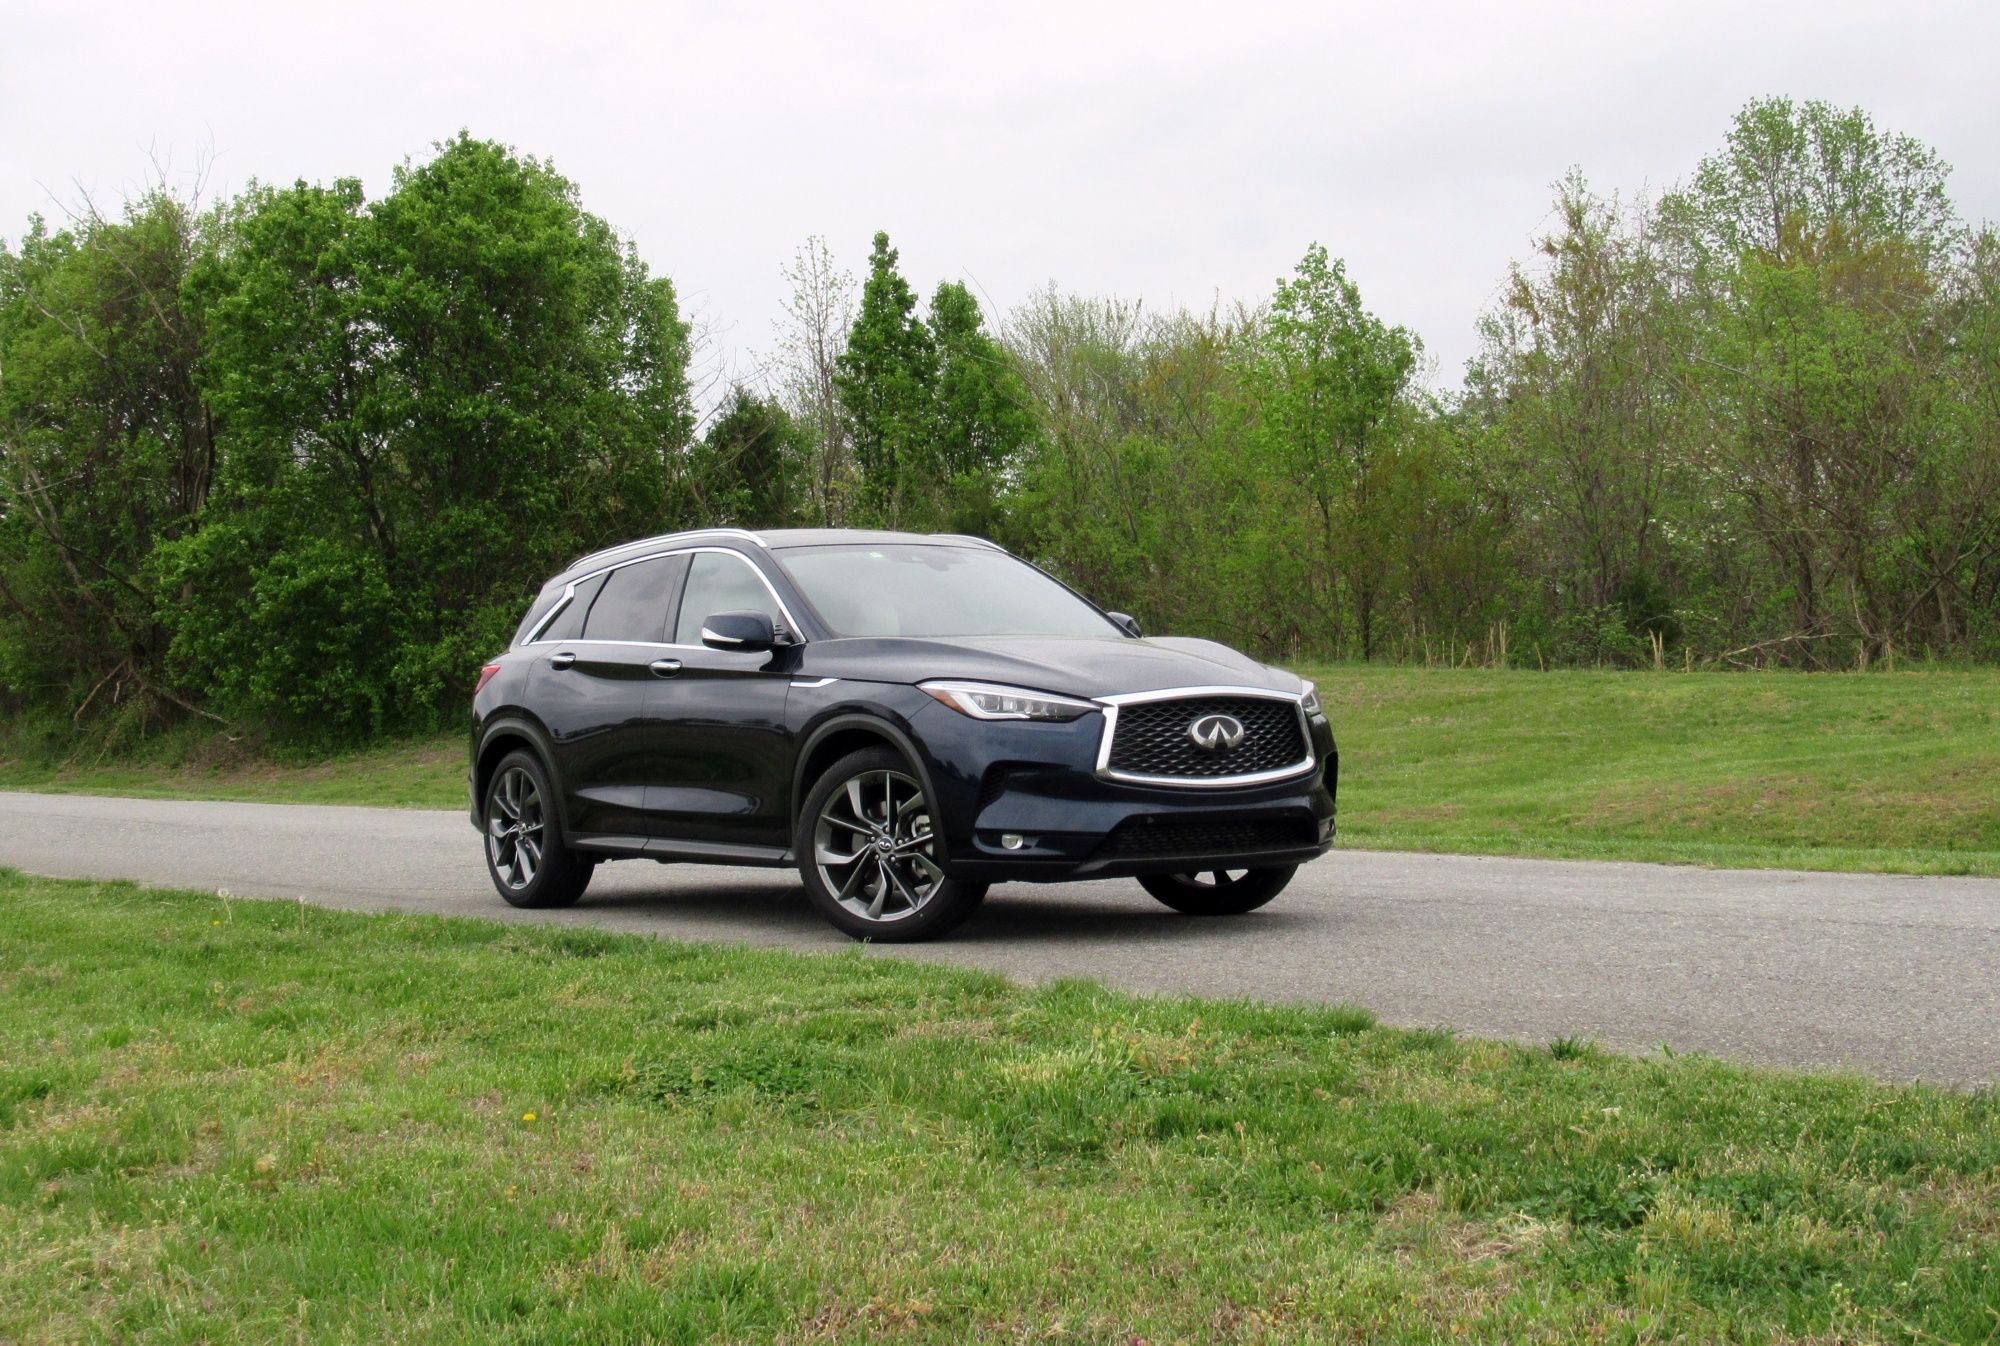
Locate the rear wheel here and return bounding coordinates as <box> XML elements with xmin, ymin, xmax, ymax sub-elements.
<box><xmin>797</xmin><ymin>747</ymin><xmax>987</xmax><ymax>942</ymax></box>
<box><xmin>1139</xmin><ymin>864</ymin><xmax>1295</xmax><ymax>915</ymax></box>
<box><xmin>483</xmin><ymin>750</ymin><xmax>594</xmax><ymax>908</ymax></box>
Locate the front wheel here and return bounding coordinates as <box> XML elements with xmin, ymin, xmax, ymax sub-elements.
<box><xmin>796</xmin><ymin>747</ymin><xmax>987</xmax><ymax>942</ymax></box>
<box><xmin>483</xmin><ymin>750</ymin><xmax>594</xmax><ymax>908</ymax></box>
<box><xmin>1139</xmin><ymin>864</ymin><xmax>1296</xmax><ymax>915</ymax></box>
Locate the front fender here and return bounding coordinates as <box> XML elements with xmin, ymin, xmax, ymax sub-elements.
<box><xmin>789</xmin><ymin>707</ymin><xmax>943</xmax><ymax>826</ymax></box>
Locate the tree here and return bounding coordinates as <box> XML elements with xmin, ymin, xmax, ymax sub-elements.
<box><xmin>0</xmin><ymin>191</ymin><xmax>216</xmax><ymax>737</ymax></box>
<box><xmin>771</xmin><ymin>236</ymin><xmax>855</xmax><ymax>524</ymax></box>
<box><xmin>1671</xmin><ymin>97</ymin><xmax>1959</xmax><ymax>269</ymax></box>
<box><xmin>1471</xmin><ymin>173</ymin><xmax>1698</xmax><ymax>659</ymax></box>
<box><xmin>1240</xmin><ymin>244</ymin><xmax>1419</xmax><ymax>660</ymax></box>
<box><xmin>834</xmin><ymin>231</ymin><xmax>935</xmax><ymax>525</ymax></box>
<box><xmin>698</xmin><ymin>386</ymin><xmax>803</xmax><ymax>527</ymax></box>
<box><xmin>1667</xmin><ymin>99</ymin><xmax>1965</xmax><ymax>662</ymax></box>
<box><xmin>167</xmin><ymin>134</ymin><xmax>695</xmax><ymax>739</ymax></box>
<box><xmin>928</xmin><ymin>280</ymin><xmax>1034</xmax><ymax>533</ymax></box>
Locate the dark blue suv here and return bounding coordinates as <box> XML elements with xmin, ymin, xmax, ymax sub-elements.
<box><xmin>471</xmin><ymin>529</ymin><xmax>1336</xmax><ymax>940</ymax></box>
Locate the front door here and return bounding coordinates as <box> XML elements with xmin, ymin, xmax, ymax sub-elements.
<box><xmin>643</xmin><ymin>549</ymin><xmax>796</xmax><ymax>851</ymax></box>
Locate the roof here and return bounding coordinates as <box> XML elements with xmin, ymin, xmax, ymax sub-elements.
<box><xmin>561</xmin><ymin>527</ymin><xmax>1000</xmax><ymax>577</ymax></box>
<box><xmin>758</xmin><ymin>529</ymin><xmax>1001</xmax><ymax>550</ymax></box>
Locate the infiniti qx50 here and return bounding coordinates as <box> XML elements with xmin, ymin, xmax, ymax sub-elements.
<box><xmin>471</xmin><ymin>529</ymin><xmax>1336</xmax><ymax>940</ymax></box>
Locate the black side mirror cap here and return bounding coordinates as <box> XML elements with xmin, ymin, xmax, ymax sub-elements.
<box><xmin>700</xmin><ymin>610</ymin><xmax>779</xmax><ymax>652</ymax></box>
<box><xmin>1107</xmin><ymin>611</ymin><xmax>1142</xmax><ymax>638</ymax></box>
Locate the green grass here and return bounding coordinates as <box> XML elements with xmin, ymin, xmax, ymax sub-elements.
<box><xmin>3</xmin><ymin>667</ymin><xmax>1998</xmax><ymax>874</ymax></box>
<box><xmin>2</xmin><ymin>872</ymin><xmax>1997</xmax><ymax>1343</ymax></box>
<box><xmin>0</xmin><ymin>727</ymin><xmax>466</xmax><ymax>810</ymax></box>
<box><xmin>1302</xmin><ymin>667</ymin><xmax>2000</xmax><ymax>876</ymax></box>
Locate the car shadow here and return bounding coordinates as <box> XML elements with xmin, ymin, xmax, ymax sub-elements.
<box><xmin>577</xmin><ymin>871</ymin><xmax>1331</xmax><ymax>948</ymax></box>
<box><xmin>951</xmin><ymin>887</ymin><xmax>1327</xmax><ymax>947</ymax></box>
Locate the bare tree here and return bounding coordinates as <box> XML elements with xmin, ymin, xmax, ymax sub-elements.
<box><xmin>769</xmin><ymin>236</ymin><xmax>856</xmax><ymax>524</ymax></box>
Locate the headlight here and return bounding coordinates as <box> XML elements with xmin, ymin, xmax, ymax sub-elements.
<box><xmin>921</xmin><ymin>681</ymin><xmax>1096</xmax><ymax>722</ymax></box>
<box><xmin>1299</xmin><ymin>680</ymin><xmax>1321</xmax><ymax>716</ymax></box>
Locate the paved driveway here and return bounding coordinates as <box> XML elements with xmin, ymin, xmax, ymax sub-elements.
<box><xmin>5</xmin><ymin>791</ymin><xmax>1996</xmax><ymax>1084</ymax></box>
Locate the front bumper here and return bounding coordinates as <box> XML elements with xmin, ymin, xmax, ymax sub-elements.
<box><xmin>909</xmin><ymin>698</ymin><xmax>1338</xmax><ymax>883</ymax></box>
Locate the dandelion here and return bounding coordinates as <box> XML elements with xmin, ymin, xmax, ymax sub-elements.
<box><xmin>521</xmin><ymin>1111</ymin><xmax>538</xmax><ymax>1124</ymax></box>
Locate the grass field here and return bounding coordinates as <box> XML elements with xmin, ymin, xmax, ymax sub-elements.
<box><xmin>1311</xmin><ymin>667</ymin><xmax>2000</xmax><ymax>875</ymax></box>
<box><xmin>3</xmin><ymin>871</ymin><xmax>1997</xmax><ymax>1343</ymax></box>
<box><xmin>2</xmin><ymin>667</ymin><xmax>1997</xmax><ymax>875</ymax></box>
<box><xmin>0</xmin><ymin>729</ymin><xmax>467</xmax><ymax>809</ymax></box>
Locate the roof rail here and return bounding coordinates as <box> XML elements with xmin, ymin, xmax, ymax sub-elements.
<box><xmin>930</xmin><ymin>533</ymin><xmax>1005</xmax><ymax>551</ymax></box>
<box><xmin>566</xmin><ymin>527</ymin><xmax>768</xmax><ymax>571</ymax></box>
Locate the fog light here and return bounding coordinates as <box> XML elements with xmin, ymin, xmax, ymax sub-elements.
<box><xmin>1000</xmin><ymin>833</ymin><xmax>1026</xmax><ymax>850</ymax></box>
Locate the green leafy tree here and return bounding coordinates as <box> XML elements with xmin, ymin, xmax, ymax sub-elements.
<box><xmin>1671</xmin><ymin>97</ymin><xmax>1959</xmax><ymax>268</ymax></box>
<box><xmin>167</xmin><ymin>135</ymin><xmax>694</xmax><ymax>740</ymax></box>
<box><xmin>834</xmin><ymin>232</ymin><xmax>935</xmax><ymax>525</ymax></box>
<box><xmin>698</xmin><ymin>386</ymin><xmax>803</xmax><ymax>527</ymax></box>
<box><xmin>1241</xmin><ymin>243</ymin><xmax>1419</xmax><ymax>660</ymax></box>
<box><xmin>1667</xmin><ymin>100</ymin><xmax>1964</xmax><ymax>662</ymax></box>
<box><xmin>1470</xmin><ymin>173</ymin><xmax>1700</xmax><ymax>660</ymax></box>
<box><xmin>929</xmin><ymin>279</ymin><xmax>1034</xmax><ymax>533</ymax></box>
<box><xmin>0</xmin><ymin>193</ymin><xmax>217</xmax><ymax>737</ymax></box>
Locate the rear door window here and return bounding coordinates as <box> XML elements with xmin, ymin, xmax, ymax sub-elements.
<box><xmin>581</xmin><ymin>555</ymin><xmax>684</xmax><ymax>643</ymax></box>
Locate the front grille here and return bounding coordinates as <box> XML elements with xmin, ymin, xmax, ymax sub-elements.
<box><xmin>1104</xmin><ymin>695</ymin><xmax>1309</xmax><ymax>781</ymax></box>
<box><xmin>1099</xmin><ymin>818</ymin><xmax>1319</xmax><ymax>860</ymax></box>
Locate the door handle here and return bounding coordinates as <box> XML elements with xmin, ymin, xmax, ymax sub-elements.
<box><xmin>648</xmin><ymin>658</ymin><xmax>683</xmax><ymax>678</ymax></box>
<box><xmin>547</xmin><ymin>651</ymin><xmax>576</xmax><ymax>670</ymax></box>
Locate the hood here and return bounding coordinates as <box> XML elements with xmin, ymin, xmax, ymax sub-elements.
<box><xmin>794</xmin><ymin>634</ymin><xmax>1302</xmax><ymax>700</ymax></box>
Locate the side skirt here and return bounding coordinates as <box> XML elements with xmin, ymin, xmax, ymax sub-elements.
<box><xmin>569</xmin><ymin>832</ymin><xmax>794</xmax><ymax>868</ymax></box>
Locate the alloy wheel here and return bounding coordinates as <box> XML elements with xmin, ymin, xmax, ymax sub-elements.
<box><xmin>486</xmin><ymin>765</ymin><xmax>546</xmax><ymax>891</ymax></box>
<box><xmin>813</xmin><ymin>769</ymin><xmax>942</xmax><ymax>923</ymax></box>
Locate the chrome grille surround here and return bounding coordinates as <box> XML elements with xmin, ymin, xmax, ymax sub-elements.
<box><xmin>1093</xmin><ymin>685</ymin><xmax>1315</xmax><ymax>789</ymax></box>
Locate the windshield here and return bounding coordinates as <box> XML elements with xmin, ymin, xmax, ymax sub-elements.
<box><xmin>776</xmin><ymin>544</ymin><xmax>1121</xmax><ymax>639</ymax></box>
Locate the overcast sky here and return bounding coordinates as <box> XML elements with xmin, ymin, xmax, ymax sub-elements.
<box><xmin>6</xmin><ymin>1</ymin><xmax>1998</xmax><ymax>407</ymax></box>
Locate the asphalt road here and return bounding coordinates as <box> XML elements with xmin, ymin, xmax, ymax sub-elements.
<box><xmin>4</xmin><ymin>790</ymin><xmax>1996</xmax><ymax>1085</ymax></box>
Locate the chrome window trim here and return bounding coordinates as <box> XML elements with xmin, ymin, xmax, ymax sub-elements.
<box><xmin>527</xmin><ymin>591</ymin><xmax>576</xmax><ymax>644</ymax></box>
<box><xmin>1091</xmin><ymin>684</ymin><xmax>1316</xmax><ymax>790</ymax></box>
<box><xmin>524</xmin><ymin>545</ymin><xmax>803</xmax><ymax>646</ymax></box>
<box><xmin>523</xmin><ymin>638</ymin><xmax>714</xmax><ymax>652</ymax></box>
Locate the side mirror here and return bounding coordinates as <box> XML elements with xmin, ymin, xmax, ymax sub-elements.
<box><xmin>1107</xmin><ymin>611</ymin><xmax>1142</xmax><ymax>638</ymax></box>
<box><xmin>700</xmin><ymin>610</ymin><xmax>779</xmax><ymax>652</ymax></box>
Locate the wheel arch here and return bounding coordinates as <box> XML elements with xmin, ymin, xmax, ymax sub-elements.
<box><xmin>791</xmin><ymin>713</ymin><xmax>941</xmax><ymax>833</ymax></box>
<box><xmin>474</xmin><ymin>715</ymin><xmax>566</xmax><ymax>831</ymax></box>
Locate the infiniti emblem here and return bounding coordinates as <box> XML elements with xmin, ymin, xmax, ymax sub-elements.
<box><xmin>1187</xmin><ymin>713</ymin><xmax>1246</xmax><ymax>751</ymax></box>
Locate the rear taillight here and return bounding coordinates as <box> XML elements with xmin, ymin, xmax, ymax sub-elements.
<box><xmin>474</xmin><ymin>663</ymin><xmax>501</xmax><ymax>697</ymax></box>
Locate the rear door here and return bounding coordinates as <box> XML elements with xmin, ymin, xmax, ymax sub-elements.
<box><xmin>642</xmin><ymin>549</ymin><xmax>796</xmax><ymax>851</ymax></box>
<box><xmin>525</xmin><ymin>553</ymin><xmax>686</xmax><ymax>840</ymax></box>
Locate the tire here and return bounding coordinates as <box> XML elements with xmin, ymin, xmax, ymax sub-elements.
<box><xmin>1139</xmin><ymin>864</ymin><xmax>1296</xmax><ymax>916</ymax></box>
<box><xmin>796</xmin><ymin>746</ymin><xmax>987</xmax><ymax>942</ymax></box>
<box><xmin>482</xmin><ymin>749</ymin><xmax>594</xmax><ymax>909</ymax></box>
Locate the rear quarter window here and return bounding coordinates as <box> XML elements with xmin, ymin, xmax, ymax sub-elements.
<box><xmin>533</xmin><ymin>572</ymin><xmax>608</xmax><ymax>643</ymax></box>
<box><xmin>511</xmin><ymin>577</ymin><xmax>569</xmax><ymax>646</ymax></box>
